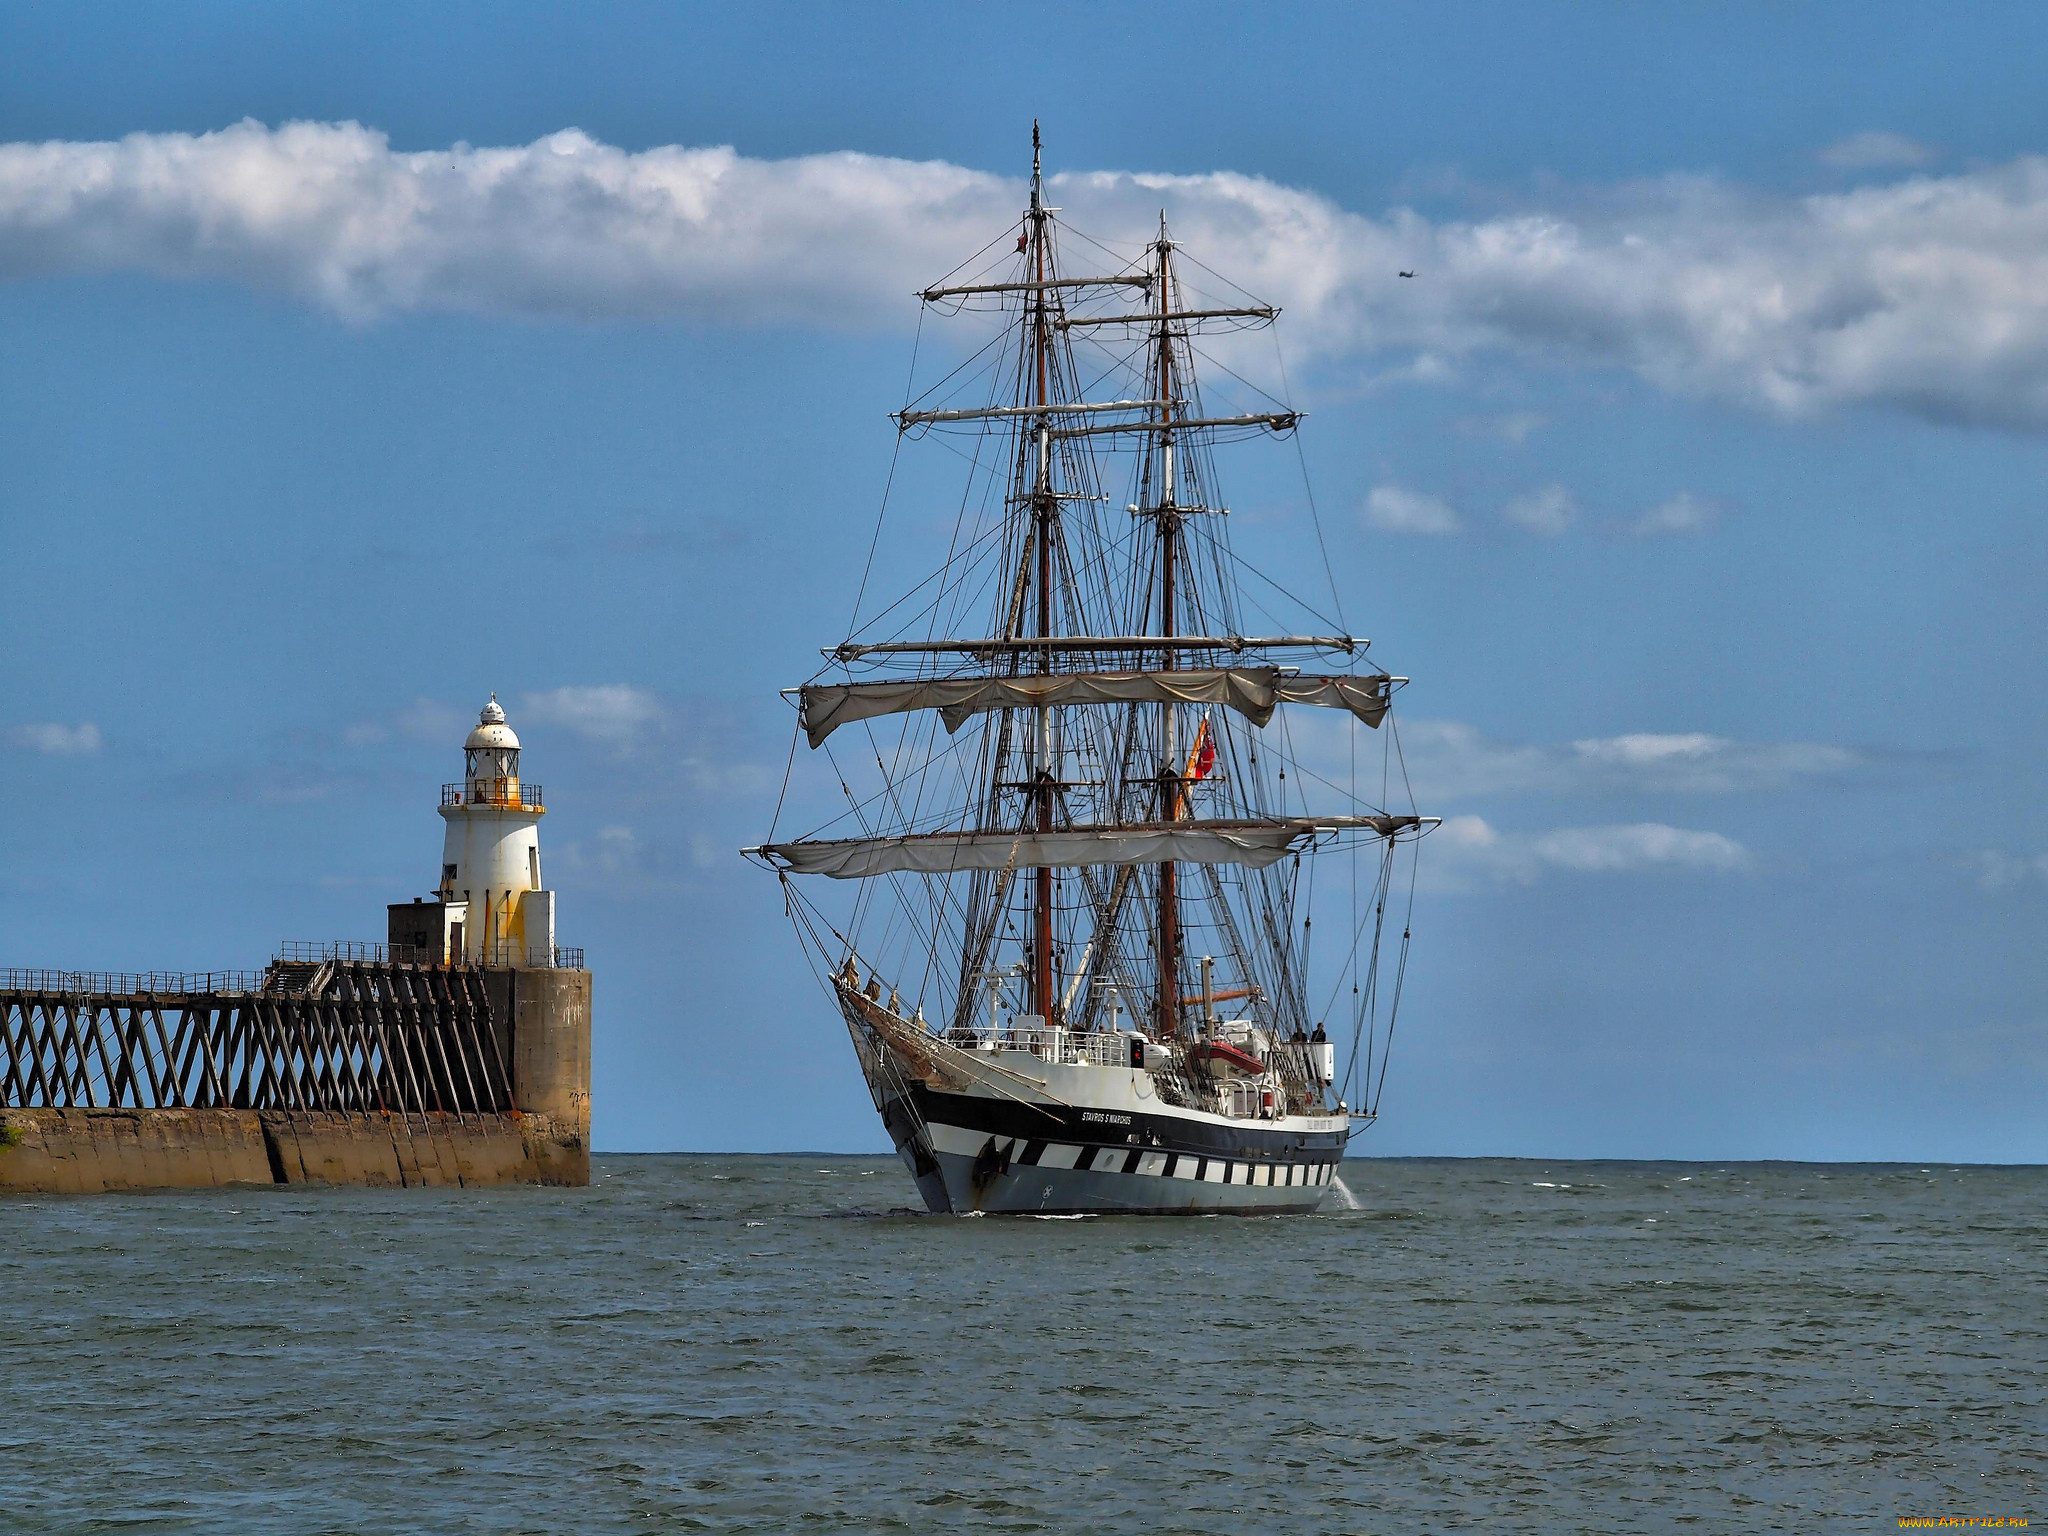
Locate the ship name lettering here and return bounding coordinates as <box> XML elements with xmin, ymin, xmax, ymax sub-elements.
<box><xmin>1080</xmin><ymin>1111</ymin><xmax>1132</xmax><ymax>1125</ymax></box>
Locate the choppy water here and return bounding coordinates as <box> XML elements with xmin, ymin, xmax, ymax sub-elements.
<box><xmin>2</xmin><ymin>1156</ymin><xmax>2042</xmax><ymax>1532</ymax></box>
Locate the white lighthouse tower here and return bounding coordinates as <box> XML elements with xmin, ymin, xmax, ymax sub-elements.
<box><xmin>389</xmin><ymin>695</ymin><xmax>557</xmax><ymax>966</ymax></box>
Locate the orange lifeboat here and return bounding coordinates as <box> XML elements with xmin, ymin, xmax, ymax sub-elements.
<box><xmin>1197</xmin><ymin>1038</ymin><xmax>1265</xmax><ymax>1075</ymax></box>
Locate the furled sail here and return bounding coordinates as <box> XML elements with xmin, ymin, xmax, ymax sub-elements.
<box><xmin>799</xmin><ymin>669</ymin><xmax>1390</xmax><ymax>747</ymax></box>
<box><xmin>760</xmin><ymin>815</ymin><xmax>1421</xmax><ymax>879</ymax></box>
<box><xmin>1273</xmin><ymin>675</ymin><xmax>1393</xmax><ymax>728</ymax></box>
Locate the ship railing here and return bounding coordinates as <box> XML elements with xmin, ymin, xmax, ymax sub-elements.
<box><xmin>0</xmin><ymin>967</ymin><xmax>265</xmax><ymax>996</ymax></box>
<box><xmin>967</xmin><ymin>1026</ymin><xmax>1128</xmax><ymax>1068</ymax></box>
<box><xmin>440</xmin><ymin>781</ymin><xmax>544</xmax><ymax>810</ymax></box>
<box><xmin>1220</xmin><ymin>1079</ymin><xmax>1283</xmax><ymax>1120</ymax></box>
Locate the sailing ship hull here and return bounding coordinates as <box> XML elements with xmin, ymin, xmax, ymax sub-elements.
<box><xmin>885</xmin><ymin>1085</ymin><xmax>1346</xmax><ymax>1215</ymax></box>
<box><xmin>844</xmin><ymin>987</ymin><xmax>1348</xmax><ymax>1216</ymax></box>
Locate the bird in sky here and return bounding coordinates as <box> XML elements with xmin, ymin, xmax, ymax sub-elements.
<box><xmin>1398</xmin><ymin>270</ymin><xmax>1416</xmax><ymax>278</ymax></box>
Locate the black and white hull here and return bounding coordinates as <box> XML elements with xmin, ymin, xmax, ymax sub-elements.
<box><xmin>887</xmin><ymin>1085</ymin><xmax>1347</xmax><ymax>1215</ymax></box>
<box><xmin>843</xmin><ymin>985</ymin><xmax>1350</xmax><ymax>1215</ymax></box>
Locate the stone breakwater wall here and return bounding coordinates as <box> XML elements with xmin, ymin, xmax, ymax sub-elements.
<box><xmin>0</xmin><ymin>963</ymin><xmax>590</xmax><ymax>1193</ymax></box>
<box><xmin>0</xmin><ymin>1108</ymin><xmax>586</xmax><ymax>1192</ymax></box>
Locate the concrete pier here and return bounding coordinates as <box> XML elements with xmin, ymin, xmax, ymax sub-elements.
<box><xmin>0</xmin><ymin>959</ymin><xmax>591</xmax><ymax>1194</ymax></box>
<box><xmin>0</xmin><ymin>1107</ymin><xmax>588</xmax><ymax>1193</ymax></box>
<box><xmin>489</xmin><ymin>965</ymin><xmax>593</xmax><ymax>1184</ymax></box>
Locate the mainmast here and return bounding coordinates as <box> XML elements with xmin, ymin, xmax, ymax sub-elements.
<box><xmin>1153</xmin><ymin>217</ymin><xmax>1179</xmax><ymax>1042</ymax></box>
<box><xmin>1029</xmin><ymin>122</ymin><xmax>1057</xmax><ymax>1028</ymax></box>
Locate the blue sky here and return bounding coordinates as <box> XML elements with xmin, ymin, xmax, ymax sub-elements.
<box><xmin>2</xmin><ymin>2</ymin><xmax>2044</xmax><ymax>1159</ymax></box>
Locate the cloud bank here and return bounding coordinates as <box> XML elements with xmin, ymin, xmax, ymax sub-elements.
<box><xmin>1960</xmin><ymin>849</ymin><xmax>2048</xmax><ymax>892</ymax></box>
<box><xmin>1363</xmin><ymin>485</ymin><xmax>1461</xmax><ymax>535</ymax></box>
<box><xmin>0</xmin><ymin>122</ymin><xmax>999</xmax><ymax>325</ymax></box>
<box><xmin>7</xmin><ymin>722</ymin><xmax>101</xmax><ymax>755</ymax></box>
<box><xmin>1432</xmin><ymin>815</ymin><xmax>1753</xmax><ymax>886</ymax></box>
<box><xmin>1398</xmin><ymin>721</ymin><xmax>1863</xmax><ymax>801</ymax></box>
<box><xmin>1503</xmin><ymin>484</ymin><xmax>1578</xmax><ymax>536</ymax></box>
<box><xmin>519</xmin><ymin>684</ymin><xmax>667</xmax><ymax>749</ymax></box>
<box><xmin>1631</xmin><ymin>492</ymin><xmax>1718</xmax><ymax>538</ymax></box>
<box><xmin>1818</xmin><ymin>132</ymin><xmax>1934</xmax><ymax>171</ymax></box>
<box><xmin>12</xmin><ymin>120</ymin><xmax>2048</xmax><ymax>429</ymax></box>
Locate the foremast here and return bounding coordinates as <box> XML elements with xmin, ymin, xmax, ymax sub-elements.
<box><xmin>1151</xmin><ymin>214</ymin><xmax>1181</xmax><ymax>1045</ymax></box>
<box><xmin>1028</xmin><ymin>123</ymin><xmax>1058</xmax><ymax>1031</ymax></box>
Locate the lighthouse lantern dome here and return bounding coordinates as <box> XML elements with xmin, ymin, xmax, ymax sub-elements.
<box><xmin>464</xmin><ymin>694</ymin><xmax>521</xmax><ymax>786</ymax></box>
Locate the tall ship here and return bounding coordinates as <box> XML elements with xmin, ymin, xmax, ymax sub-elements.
<box><xmin>750</xmin><ymin>130</ymin><xmax>1433</xmax><ymax>1214</ymax></box>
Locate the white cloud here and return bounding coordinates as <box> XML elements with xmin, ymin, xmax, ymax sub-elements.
<box><xmin>1503</xmin><ymin>483</ymin><xmax>1577</xmax><ymax>535</ymax></box>
<box><xmin>17</xmin><ymin>122</ymin><xmax>2048</xmax><ymax>430</ymax></box>
<box><xmin>552</xmin><ymin>824</ymin><xmax>655</xmax><ymax>885</ymax></box>
<box><xmin>1363</xmin><ymin>485</ymin><xmax>1461</xmax><ymax>535</ymax></box>
<box><xmin>1631</xmin><ymin>492</ymin><xmax>1718</xmax><ymax>537</ymax></box>
<box><xmin>517</xmin><ymin>684</ymin><xmax>666</xmax><ymax>748</ymax></box>
<box><xmin>515</xmin><ymin>686</ymin><xmax>773</xmax><ymax>792</ymax></box>
<box><xmin>1819</xmin><ymin>132</ymin><xmax>1935</xmax><ymax>170</ymax></box>
<box><xmin>0</xmin><ymin>121</ymin><xmax>998</xmax><ymax>326</ymax></box>
<box><xmin>1473</xmin><ymin>411</ymin><xmax>1546</xmax><ymax>444</ymax></box>
<box><xmin>587</xmin><ymin>824</ymin><xmax>642</xmax><ymax>875</ymax></box>
<box><xmin>8</xmin><ymin>721</ymin><xmax>101</xmax><ymax>754</ymax></box>
<box><xmin>1394</xmin><ymin>719</ymin><xmax>1862</xmax><ymax>799</ymax></box>
<box><xmin>1960</xmin><ymin>850</ymin><xmax>2048</xmax><ymax>891</ymax></box>
<box><xmin>344</xmin><ymin>696</ymin><xmax>466</xmax><ymax>747</ymax></box>
<box><xmin>1431</xmin><ymin>814</ymin><xmax>1752</xmax><ymax>885</ymax></box>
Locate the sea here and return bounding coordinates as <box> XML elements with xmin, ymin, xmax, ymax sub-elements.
<box><xmin>2</xmin><ymin>1156</ymin><xmax>2041</xmax><ymax>1533</ymax></box>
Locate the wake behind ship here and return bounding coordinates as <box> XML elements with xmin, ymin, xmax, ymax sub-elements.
<box><xmin>749</xmin><ymin>129</ymin><xmax>1433</xmax><ymax>1214</ymax></box>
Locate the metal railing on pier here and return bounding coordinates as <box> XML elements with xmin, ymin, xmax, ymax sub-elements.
<box><xmin>484</xmin><ymin>942</ymin><xmax>585</xmax><ymax>969</ymax></box>
<box><xmin>277</xmin><ymin>939</ymin><xmax>582</xmax><ymax>970</ymax></box>
<box><xmin>275</xmin><ymin>939</ymin><xmax>440</xmax><ymax>967</ymax></box>
<box><xmin>0</xmin><ymin>968</ymin><xmax>265</xmax><ymax>997</ymax></box>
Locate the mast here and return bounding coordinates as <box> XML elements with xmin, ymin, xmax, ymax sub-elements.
<box><xmin>1030</xmin><ymin>121</ymin><xmax>1057</xmax><ymax>1027</ymax></box>
<box><xmin>1154</xmin><ymin>215</ymin><xmax>1179</xmax><ymax>1042</ymax></box>
<box><xmin>759</xmin><ymin>132</ymin><xmax>1428</xmax><ymax>1088</ymax></box>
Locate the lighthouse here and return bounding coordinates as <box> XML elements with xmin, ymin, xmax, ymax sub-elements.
<box><xmin>388</xmin><ymin>695</ymin><xmax>557</xmax><ymax>966</ymax></box>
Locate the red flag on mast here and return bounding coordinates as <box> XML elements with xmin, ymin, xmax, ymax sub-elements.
<box><xmin>1172</xmin><ymin>715</ymin><xmax>1216</xmax><ymax>819</ymax></box>
<box><xmin>1185</xmin><ymin>714</ymin><xmax>1216</xmax><ymax>784</ymax></box>
<box><xmin>1173</xmin><ymin>714</ymin><xmax>1217</xmax><ymax>820</ymax></box>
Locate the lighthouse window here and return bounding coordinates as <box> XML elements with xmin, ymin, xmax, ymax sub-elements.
<box><xmin>528</xmin><ymin>847</ymin><xmax>541</xmax><ymax>890</ymax></box>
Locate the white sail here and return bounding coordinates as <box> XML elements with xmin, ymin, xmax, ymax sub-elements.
<box><xmin>761</xmin><ymin>815</ymin><xmax>1419</xmax><ymax>879</ymax></box>
<box><xmin>799</xmin><ymin>668</ymin><xmax>1389</xmax><ymax>746</ymax></box>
